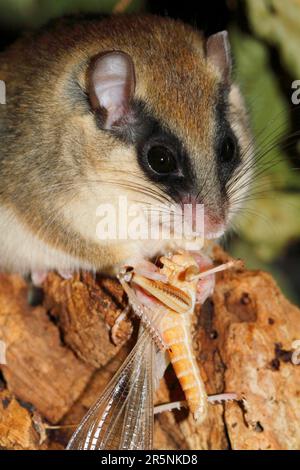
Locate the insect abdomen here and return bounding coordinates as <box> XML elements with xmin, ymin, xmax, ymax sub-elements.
<box><xmin>161</xmin><ymin>317</ymin><xmax>208</xmax><ymax>422</ymax></box>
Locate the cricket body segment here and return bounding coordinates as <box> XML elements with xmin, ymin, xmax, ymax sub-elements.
<box><xmin>131</xmin><ymin>251</ymin><xmax>208</xmax><ymax>422</ymax></box>
<box><xmin>0</xmin><ymin>14</ymin><xmax>253</xmax><ymax>275</ymax></box>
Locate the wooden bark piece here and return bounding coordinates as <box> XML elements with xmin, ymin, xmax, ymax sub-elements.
<box><xmin>0</xmin><ymin>389</ymin><xmax>43</xmax><ymax>450</ymax></box>
<box><xmin>217</xmin><ymin>270</ymin><xmax>300</xmax><ymax>449</ymax></box>
<box><xmin>0</xmin><ymin>274</ymin><xmax>94</xmax><ymax>423</ymax></box>
<box><xmin>154</xmin><ymin>248</ymin><xmax>300</xmax><ymax>450</ymax></box>
<box><xmin>0</xmin><ymin>248</ymin><xmax>300</xmax><ymax>450</ymax></box>
<box><xmin>56</xmin><ymin>344</ymin><xmax>133</xmax><ymax>447</ymax></box>
<box><xmin>43</xmin><ymin>272</ymin><xmax>133</xmax><ymax>368</ymax></box>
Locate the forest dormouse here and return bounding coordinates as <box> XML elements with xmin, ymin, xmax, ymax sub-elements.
<box><xmin>0</xmin><ymin>14</ymin><xmax>253</xmax><ymax>278</ymax></box>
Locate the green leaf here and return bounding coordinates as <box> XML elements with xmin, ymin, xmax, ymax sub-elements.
<box><xmin>245</xmin><ymin>0</ymin><xmax>300</xmax><ymax>78</ymax></box>
<box><xmin>0</xmin><ymin>0</ymin><xmax>143</xmax><ymax>28</ymax></box>
<box><xmin>230</xmin><ymin>28</ymin><xmax>300</xmax><ymax>261</ymax></box>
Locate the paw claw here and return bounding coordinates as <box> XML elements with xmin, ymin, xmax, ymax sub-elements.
<box><xmin>196</xmin><ymin>275</ymin><xmax>215</xmax><ymax>304</ymax></box>
<box><xmin>57</xmin><ymin>270</ymin><xmax>73</xmax><ymax>280</ymax></box>
<box><xmin>31</xmin><ymin>271</ymin><xmax>47</xmax><ymax>287</ymax></box>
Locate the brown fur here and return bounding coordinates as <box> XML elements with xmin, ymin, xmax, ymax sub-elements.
<box><xmin>0</xmin><ymin>14</ymin><xmax>252</xmax><ymax>273</ymax></box>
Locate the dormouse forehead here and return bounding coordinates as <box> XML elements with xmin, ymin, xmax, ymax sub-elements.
<box><xmin>79</xmin><ymin>15</ymin><xmax>223</xmax><ymax>155</ymax></box>
<box><xmin>133</xmin><ymin>34</ymin><xmax>221</xmax><ymax>154</ymax></box>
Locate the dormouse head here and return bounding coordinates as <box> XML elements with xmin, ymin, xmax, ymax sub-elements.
<box><xmin>82</xmin><ymin>15</ymin><xmax>252</xmax><ymax>244</ymax></box>
<box><xmin>0</xmin><ymin>14</ymin><xmax>254</xmax><ymax>272</ymax></box>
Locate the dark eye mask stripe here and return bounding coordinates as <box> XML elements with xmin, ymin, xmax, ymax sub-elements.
<box><xmin>214</xmin><ymin>87</ymin><xmax>241</xmax><ymax>197</ymax></box>
<box><xmin>96</xmin><ymin>99</ymin><xmax>197</xmax><ymax>202</ymax></box>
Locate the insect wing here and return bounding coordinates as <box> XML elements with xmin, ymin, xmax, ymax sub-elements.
<box><xmin>119</xmin><ymin>331</ymin><xmax>155</xmax><ymax>449</ymax></box>
<box><xmin>67</xmin><ymin>327</ymin><xmax>155</xmax><ymax>450</ymax></box>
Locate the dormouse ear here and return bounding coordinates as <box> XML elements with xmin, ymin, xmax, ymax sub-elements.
<box><xmin>206</xmin><ymin>31</ymin><xmax>231</xmax><ymax>84</ymax></box>
<box><xmin>88</xmin><ymin>51</ymin><xmax>136</xmax><ymax>129</ymax></box>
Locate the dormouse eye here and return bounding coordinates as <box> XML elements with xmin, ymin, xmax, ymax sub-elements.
<box><xmin>220</xmin><ymin>134</ymin><xmax>237</xmax><ymax>163</ymax></box>
<box><xmin>147</xmin><ymin>145</ymin><xmax>177</xmax><ymax>174</ymax></box>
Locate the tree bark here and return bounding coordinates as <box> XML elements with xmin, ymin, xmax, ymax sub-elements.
<box><xmin>0</xmin><ymin>247</ymin><xmax>299</xmax><ymax>450</ymax></box>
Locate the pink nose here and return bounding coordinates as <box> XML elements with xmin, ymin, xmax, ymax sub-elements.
<box><xmin>180</xmin><ymin>196</ymin><xmax>225</xmax><ymax>239</ymax></box>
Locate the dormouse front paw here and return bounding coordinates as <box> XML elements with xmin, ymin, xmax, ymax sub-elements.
<box><xmin>31</xmin><ymin>269</ymin><xmax>73</xmax><ymax>287</ymax></box>
<box><xmin>189</xmin><ymin>251</ymin><xmax>215</xmax><ymax>305</ymax></box>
